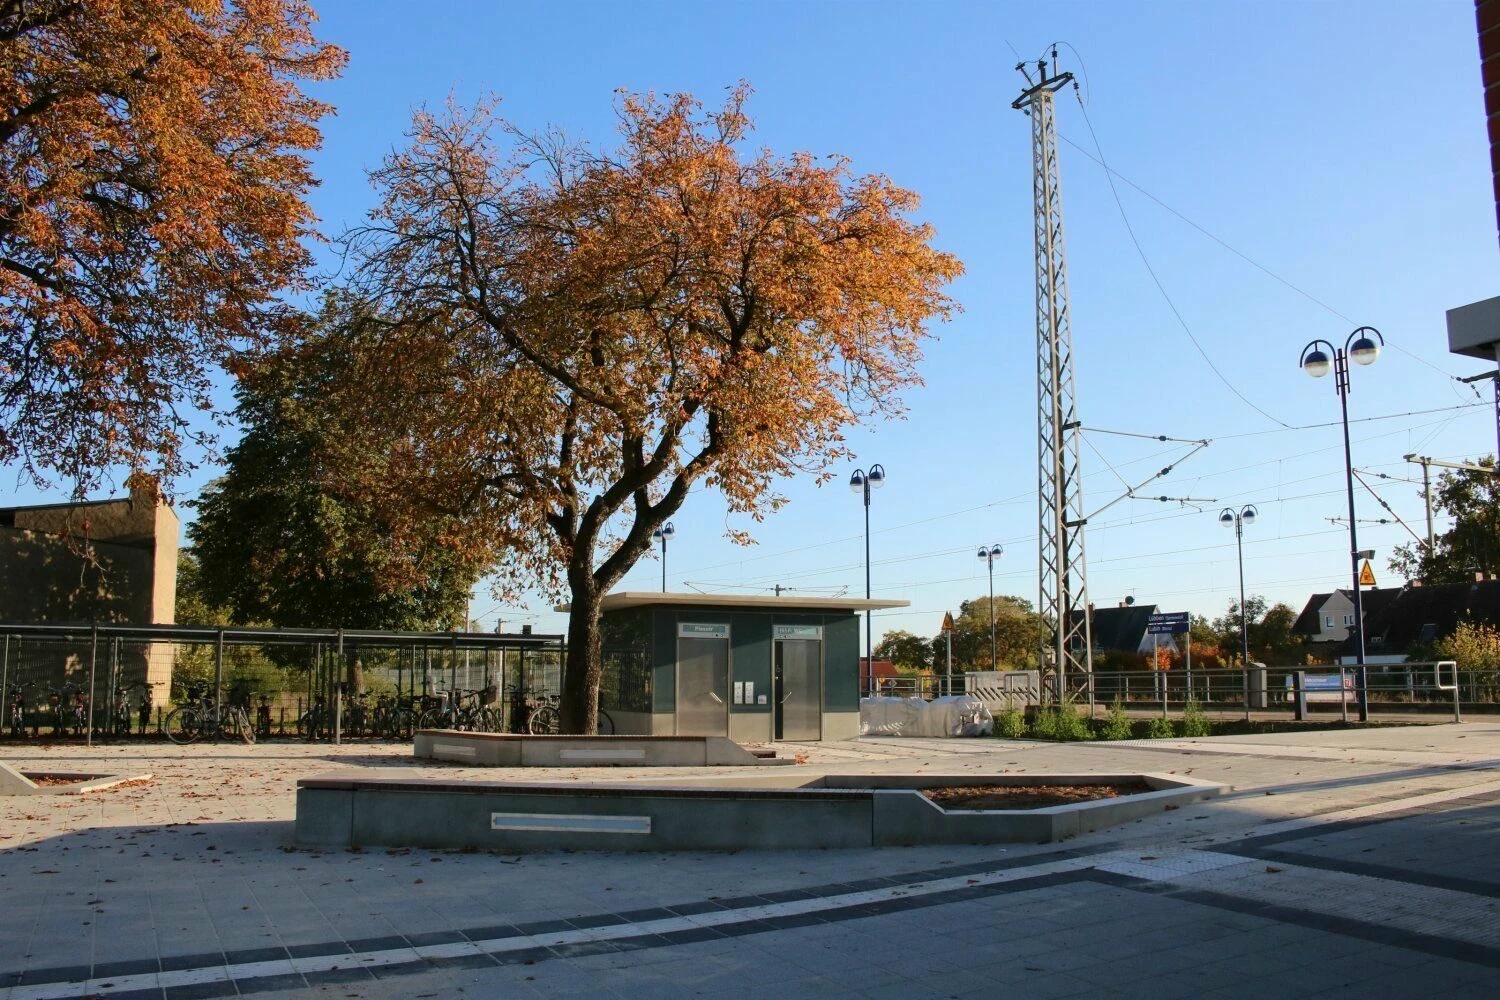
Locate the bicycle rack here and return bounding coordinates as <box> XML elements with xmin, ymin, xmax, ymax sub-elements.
<box><xmin>1433</xmin><ymin>659</ymin><xmax>1461</xmax><ymax>724</ymax></box>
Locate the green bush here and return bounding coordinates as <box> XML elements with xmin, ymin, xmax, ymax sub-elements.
<box><xmin>1147</xmin><ymin>715</ymin><xmax>1177</xmax><ymax>739</ymax></box>
<box><xmin>1181</xmin><ymin>698</ymin><xmax>1211</xmax><ymax>737</ymax></box>
<box><xmin>1031</xmin><ymin>707</ymin><xmax>1090</xmax><ymax>741</ymax></box>
<box><xmin>996</xmin><ymin>708</ymin><xmax>1026</xmax><ymax>739</ymax></box>
<box><xmin>1096</xmin><ymin>697</ymin><xmax>1133</xmax><ymax>740</ymax></box>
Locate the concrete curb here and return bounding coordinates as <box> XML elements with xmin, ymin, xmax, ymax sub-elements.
<box><xmin>295</xmin><ymin>770</ymin><xmax>1224</xmax><ymax>851</ymax></box>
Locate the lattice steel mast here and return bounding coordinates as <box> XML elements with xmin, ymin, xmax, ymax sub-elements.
<box><xmin>1013</xmin><ymin>50</ymin><xmax>1092</xmax><ymax>703</ymax></box>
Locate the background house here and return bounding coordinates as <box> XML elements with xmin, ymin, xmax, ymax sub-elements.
<box><xmin>1339</xmin><ymin>579</ymin><xmax>1500</xmax><ymax>663</ymax></box>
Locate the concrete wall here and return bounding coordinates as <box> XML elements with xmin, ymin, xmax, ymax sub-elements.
<box><xmin>0</xmin><ymin>489</ymin><xmax>179</xmax><ymax>625</ymax></box>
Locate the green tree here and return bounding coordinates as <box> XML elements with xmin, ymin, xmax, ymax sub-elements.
<box><xmin>1433</xmin><ymin>621</ymin><xmax>1500</xmax><ymax>672</ymax></box>
<box><xmin>188</xmin><ymin>301</ymin><xmax>484</xmax><ymax>634</ymax></box>
<box><xmin>1211</xmin><ymin>596</ymin><xmax>1301</xmax><ymax>664</ymax></box>
<box><xmin>875</xmin><ymin>630</ymin><xmax>931</xmax><ymax>673</ymax></box>
<box><xmin>1189</xmin><ymin>614</ymin><xmax>1218</xmax><ymax>648</ymax></box>
<box><xmin>1391</xmin><ymin>458</ymin><xmax>1499</xmax><ymax>584</ymax></box>
<box><xmin>172</xmin><ymin>549</ymin><xmax>286</xmax><ymax>702</ymax></box>
<box><xmin>939</xmin><ymin>595</ymin><xmax>1049</xmax><ymax>670</ymax></box>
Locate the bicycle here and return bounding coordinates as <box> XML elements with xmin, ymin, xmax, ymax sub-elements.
<box><xmin>166</xmin><ymin>685</ymin><xmax>255</xmax><ymax>745</ymax></box>
<box><xmin>296</xmin><ymin>695</ymin><xmax>328</xmax><ymax>741</ymax></box>
<box><xmin>525</xmin><ymin>694</ymin><xmax>614</xmax><ymax>735</ymax></box>
<box><xmin>6</xmin><ymin>683</ymin><xmax>26</xmax><ymax>738</ymax></box>
<box><xmin>254</xmin><ymin>693</ymin><xmax>273</xmax><ymax>740</ymax></box>
<box><xmin>108</xmin><ymin>684</ymin><xmax>132</xmax><ymax>738</ymax></box>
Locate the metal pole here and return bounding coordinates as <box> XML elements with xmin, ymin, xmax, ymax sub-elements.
<box><xmin>987</xmin><ymin>556</ymin><xmax>997</xmax><ymax>671</ymax></box>
<box><xmin>1339</xmin><ymin>666</ymin><xmax>1348</xmax><ymax>723</ymax></box>
<box><xmin>1420</xmin><ymin>458</ymin><xmax>1434</xmax><ymax>552</ymax></box>
<box><xmin>662</xmin><ymin>534</ymin><xmax>668</xmax><ymax>592</ymax></box>
<box><xmin>1</xmin><ymin>635</ymin><xmax>9</xmax><ymax>723</ymax></box>
<box><xmin>1337</xmin><ymin>352</ymin><xmax>1369</xmax><ymax>722</ymax></box>
<box><xmin>864</xmin><ymin>483</ymin><xmax>872</xmax><ymax>682</ymax></box>
<box><xmin>1185</xmin><ymin>629</ymin><xmax>1193</xmax><ymax>703</ymax></box>
<box><xmin>87</xmin><ymin>623</ymin><xmax>97</xmax><ymax>746</ymax></box>
<box><xmin>945</xmin><ymin>628</ymin><xmax>952</xmax><ymax>678</ymax></box>
<box><xmin>213</xmin><ymin>629</ymin><xmax>224</xmax><ymax>720</ymax></box>
<box><xmin>1236</xmin><ymin>517</ymin><xmax>1249</xmax><ymax>668</ymax></box>
<box><xmin>334</xmin><ymin>629</ymin><xmax>344</xmax><ymax>745</ymax></box>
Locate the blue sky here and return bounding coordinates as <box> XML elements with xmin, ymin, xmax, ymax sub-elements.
<box><xmin>12</xmin><ymin>1</ymin><xmax>1500</xmax><ymax>644</ymax></box>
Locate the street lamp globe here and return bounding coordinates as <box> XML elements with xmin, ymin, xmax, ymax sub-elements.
<box><xmin>652</xmin><ymin>522</ymin><xmax>675</xmax><ymax>542</ymax></box>
<box><xmin>848</xmin><ymin>469</ymin><xmax>866</xmax><ymax>493</ymax></box>
<box><xmin>1218</xmin><ymin>509</ymin><xmax>1236</xmax><ymax>528</ymax></box>
<box><xmin>1240</xmin><ymin>505</ymin><xmax>1257</xmax><ymax>527</ymax></box>
<box><xmin>1349</xmin><ymin>333</ymin><xmax>1381</xmax><ymax>366</ymax></box>
<box><xmin>976</xmin><ymin>546</ymin><xmax>988</xmax><ymax>560</ymax></box>
<box><xmin>867</xmin><ymin>464</ymin><xmax>886</xmax><ymax>489</ymax></box>
<box><xmin>1301</xmin><ymin>348</ymin><xmax>1332</xmax><ymax>378</ymax></box>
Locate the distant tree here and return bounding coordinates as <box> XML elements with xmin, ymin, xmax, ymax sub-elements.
<box><xmin>1211</xmin><ymin>596</ymin><xmax>1301</xmax><ymax>664</ymax></box>
<box><xmin>875</xmin><ymin>630</ymin><xmax>930</xmax><ymax>673</ymax></box>
<box><xmin>0</xmin><ymin>0</ymin><xmax>344</xmax><ymax>495</ymax></box>
<box><xmin>1433</xmin><ymin>621</ymin><xmax>1500</xmax><ymax>672</ymax></box>
<box><xmin>937</xmin><ymin>595</ymin><xmax>1049</xmax><ymax>670</ymax></box>
<box><xmin>188</xmin><ymin>301</ymin><xmax>484</xmax><ymax>635</ymax></box>
<box><xmin>1391</xmin><ymin>458</ymin><xmax>1499</xmax><ymax>584</ymax></box>
<box><xmin>1189</xmin><ymin>614</ymin><xmax>1218</xmax><ymax>648</ymax></box>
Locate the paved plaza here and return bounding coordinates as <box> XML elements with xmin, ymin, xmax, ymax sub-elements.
<box><xmin>3</xmin><ymin>723</ymin><xmax>1500</xmax><ymax>998</ymax></box>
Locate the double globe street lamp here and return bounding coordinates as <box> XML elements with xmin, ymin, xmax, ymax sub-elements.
<box><xmin>1218</xmin><ymin>505</ymin><xmax>1257</xmax><ymax>669</ymax></box>
<box><xmin>1300</xmin><ymin>326</ymin><xmax>1384</xmax><ymax>722</ymax></box>
<box><xmin>850</xmin><ymin>464</ymin><xmax>886</xmax><ymax>680</ymax></box>
<box><xmin>976</xmin><ymin>544</ymin><xmax>1004</xmax><ymax>671</ymax></box>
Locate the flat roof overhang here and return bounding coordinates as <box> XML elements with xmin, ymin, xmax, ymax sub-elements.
<box><xmin>557</xmin><ymin>592</ymin><xmax>910</xmax><ymax>613</ymax></box>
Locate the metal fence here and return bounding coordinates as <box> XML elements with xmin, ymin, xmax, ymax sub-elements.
<box><xmin>0</xmin><ymin>623</ymin><xmax>564</xmax><ymax>742</ymax></box>
<box><xmin>860</xmin><ymin>663</ymin><xmax>1495</xmax><ymax>722</ymax></box>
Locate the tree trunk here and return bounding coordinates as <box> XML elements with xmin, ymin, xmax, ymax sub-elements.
<box><xmin>559</xmin><ymin>589</ymin><xmax>602</xmax><ymax>735</ymax></box>
<box><xmin>345</xmin><ymin>648</ymin><xmax>364</xmax><ymax>695</ymax></box>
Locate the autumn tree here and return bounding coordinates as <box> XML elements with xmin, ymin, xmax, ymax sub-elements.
<box><xmin>0</xmin><ymin>0</ymin><xmax>344</xmax><ymax>494</ymax></box>
<box><xmin>333</xmin><ymin>86</ymin><xmax>961</xmax><ymax>732</ymax></box>
<box><xmin>1391</xmin><ymin>458</ymin><xmax>1499</xmax><ymax>584</ymax></box>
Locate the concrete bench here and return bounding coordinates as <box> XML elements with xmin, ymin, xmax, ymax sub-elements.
<box><xmin>412</xmin><ymin>731</ymin><xmax>791</xmax><ymax>767</ymax></box>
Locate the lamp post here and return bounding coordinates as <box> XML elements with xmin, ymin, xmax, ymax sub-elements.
<box><xmin>1301</xmin><ymin>326</ymin><xmax>1384</xmax><ymax>723</ymax></box>
<box><xmin>976</xmin><ymin>544</ymin><xmax>1003</xmax><ymax>670</ymax></box>
<box><xmin>850</xmin><ymin>465</ymin><xmax>886</xmax><ymax>683</ymax></box>
<box><xmin>652</xmin><ymin>522</ymin><xmax>675</xmax><ymax>593</ymax></box>
<box><xmin>1217</xmin><ymin>505</ymin><xmax>1257</xmax><ymax>669</ymax></box>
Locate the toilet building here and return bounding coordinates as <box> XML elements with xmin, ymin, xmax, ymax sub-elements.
<box><xmin>588</xmin><ymin>593</ymin><xmax>908</xmax><ymax>742</ymax></box>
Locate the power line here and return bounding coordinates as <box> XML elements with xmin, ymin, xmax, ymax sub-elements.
<box><xmin>1055</xmin><ymin>133</ymin><xmax>1471</xmax><ymax>393</ymax></box>
<box><xmin>1073</xmin><ymin>94</ymin><xmax>1290</xmax><ymax>429</ymax></box>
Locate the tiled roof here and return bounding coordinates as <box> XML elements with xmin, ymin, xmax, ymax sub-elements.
<box><xmin>1340</xmin><ymin>580</ymin><xmax>1500</xmax><ymax>654</ymax></box>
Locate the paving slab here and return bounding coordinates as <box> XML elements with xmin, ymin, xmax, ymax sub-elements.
<box><xmin>2</xmin><ymin>723</ymin><xmax>1500</xmax><ymax>998</ymax></box>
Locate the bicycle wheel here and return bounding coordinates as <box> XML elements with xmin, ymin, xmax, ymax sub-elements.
<box><xmin>528</xmin><ymin>705</ymin><xmax>558</xmax><ymax>735</ymax></box>
<box><xmin>416</xmin><ymin>709</ymin><xmax>445</xmax><ymax>731</ymax></box>
<box><xmin>236</xmin><ymin>709</ymin><xmax>255</xmax><ymax>745</ymax></box>
<box><xmin>166</xmin><ymin>707</ymin><xmax>200</xmax><ymax>745</ymax></box>
<box><xmin>596</xmin><ymin>710</ymin><xmax>615</xmax><ymax>736</ymax></box>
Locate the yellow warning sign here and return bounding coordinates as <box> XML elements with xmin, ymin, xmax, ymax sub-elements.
<box><xmin>1358</xmin><ymin>560</ymin><xmax>1377</xmax><ymax>587</ymax></box>
<box><xmin>942</xmin><ymin>612</ymin><xmax>954</xmax><ymax>632</ymax></box>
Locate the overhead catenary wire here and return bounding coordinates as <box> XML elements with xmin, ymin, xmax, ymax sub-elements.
<box><xmin>1054</xmin><ymin>135</ymin><xmax>1473</xmax><ymax>396</ymax></box>
<box><xmin>1072</xmin><ymin>91</ymin><xmax>1291</xmax><ymax>429</ymax></box>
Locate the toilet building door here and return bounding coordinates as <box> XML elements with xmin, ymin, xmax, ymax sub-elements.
<box><xmin>774</xmin><ymin>625</ymin><xmax>822</xmax><ymax>741</ymax></box>
<box><xmin>676</xmin><ymin>623</ymin><xmax>730</xmax><ymax>737</ymax></box>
